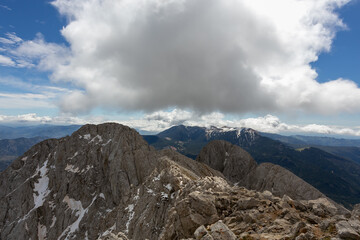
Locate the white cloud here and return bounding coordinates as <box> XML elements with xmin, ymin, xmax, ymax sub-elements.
<box><xmin>1</xmin><ymin>0</ymin><xmax>360</xmax><ymax>117</ymax></box>
<box><xmin>0</xmin><ymin>76</ymin><xmax>73</xmax><ymax>110</ymax></box>
<box><xmin>0</xmin><ymin>55</ymin><xmax>15</xmax><ymax>66</ymax></box>
<box><xmin>48</xmin><ymin>0</ymin><xmax>360</xmax><ymax>115</ymax></box>
<box><xmin>0</xmin><ymin>113</ymin><xmax>87</xmax><ymax>125</ymax></box>
<box><xmin>0</xmin><ymin>33</ymin><xmax>69</xmax><ymax>70</ymax></box>
<box><xmin>0</xmin><ymin>4</ymin><xmax>11</xmax><ymax>11</ymax></box>
<box><xmin>0</xmin><ymin>109</ymin><xmax>359</xmax><ymax>137</ymax></box>
<box><xmin>120</xmin><ymin>109</ymin><xmax>360</xmax><ymax>136</ymax></box>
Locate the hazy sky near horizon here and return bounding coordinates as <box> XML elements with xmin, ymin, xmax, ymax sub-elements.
<box><xmin>0</xmin><ymin>0</ymin><xmax>360</xmax><ymax>135</ymax></box>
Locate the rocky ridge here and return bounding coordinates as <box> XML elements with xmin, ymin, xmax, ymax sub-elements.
<box><xmin>196</xmin><ymin>140</ymin><xmax>327</xmax><ymax>202</ymax></box>
<box><xmin>0</xmin><ymin>123</ymin><xmax>359</xmax><ymax>239</ymax></box>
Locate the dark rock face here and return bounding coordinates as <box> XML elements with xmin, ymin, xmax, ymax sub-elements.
<box><xmin>1</xmin><ymin>123</ymin><xmax>359</xmax><ymax>240</ymax></box>
<box><xmin>196</xmin><ymin>140</ymin><xmax>257</xmax><ymax>183</ymax></box>
<box><xmin>196</xmin><ymin>140</ymin><xmax>325</xmax><ymax>201</ymax></box>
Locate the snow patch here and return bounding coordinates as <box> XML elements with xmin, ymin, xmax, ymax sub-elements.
<box><xmin>21</xmin><ymin>156</ymin><xmax>28</xmax><ymax>162</ymax></box>
<box><xmin>153</xmin><ymin>173</ymin><xmax>161</xmax><ymax>182</ymax></box>
<box><xmin>38</xmin><ymin>223</ymin><xmax>47</xmax><ymax>240</ymax></box>
<box><xmin>102</xmin><ymin>139</ymin><xmax>112</xmax><ymax>146</ymax></box>
<box><xmin>100</xmin><ymin>223</ymin><xmax>116</xmax><ymax>237</ymax></box>
<box><xmin>146</xmin><ymin>188</ymin><xmax>155</xmax><ymax>196</ymax></box>
<box><xmin>80</xmin><ymin>165</ymin><xmax>94</xmax><ymax>174</ymax></box>
<box><xmin>83</xmin><ymin>134</ymin><xmax>91</xmax><ymax>140</ymax></box>
<box><xmin>133</xmin><ymin>188</ymin><xmax>140</xmax><ymax>200</ymax></box>
<box><xmin>90</xmin><ymin>135</ymin><xmax>103</xmax><ymax>143</ymax></box>
<box><xmin>125</xmin><ymin>204</ymin><xmax>135</xmax><ymax>233</ymax></box>
<box><xmin>164</xmin><ymin>183</ymin><xmax>172</xmax><ymax>191</ymax></box>
<box><xmin>58</xmin><ymin>195</ymin><xmax>97</xmax><ymax>240</ymax></box>
<box><xmin>69</xmin><ymin>151</ymin><xmax>79</xmax><ymax>160</ymax></box>
<box><xmin>33</xmin><ymin>160</ymin><xmax>50</xmax><ymax>209</ymax></box>
<box><xmin>99</xmin><ymin>193</ymin><xmax>105</xmax><ymax>199</ymax></box>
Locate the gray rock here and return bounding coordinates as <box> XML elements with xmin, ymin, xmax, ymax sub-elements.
<box><xmin>196</xmin><ymin>140</ymin><xmax>257</xmax><ymax>183</ymax></box>
<box><xmin>336</xmin><ymin>220</ymin><xmax>360</xmax><ymax>240</ymax></box>
<box><xmin>209</xmin><ymin>220</ymin><xmax>236</xmax><ymax>240</ymax></box>
<box><xmin>194</xmin><ymin>225</ymin><xmax>208</xmax><ymax>239</ymax></box>
<box><xmin>0</xmin><ymin>123</ymin><xmax>358</xmax><ymax>240</ymax></box>
<box><xmin>196</xmin><ymin>140</ymin><xmax>326</xmax><ymax>202</ymax></box>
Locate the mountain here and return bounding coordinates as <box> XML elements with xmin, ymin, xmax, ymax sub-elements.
<box><xmin>262</xmin><ymin>132</ymin><xmax>360</xmax><ymax>165</ymax></box>
<box><xmin>315</xmin><ymin>146</ymin><xmax>360</xmax><ymax>165</ymax></box>
<box><xmin>1</xmin><ymin>122</ymin><xmax>360</xmax><ymax>239</ymax></box>
<box><xmin>0</xmin><ymin>124</ymin><xmax>81</xmax><ymax>139</ymax></box>
<box><xmin>0</xmin><ymin>136</ymin><xmax>47</xmax><ymax>171</ymax></box>
<box><xmin>262</xmin><ymin>132</ymin><xmax>360</xmax><ymax>148</ymax></box>
<box><xmin>196</xmin><ymin>140</ymin><xmax>326</xmax><ymax>201</ymax></box>
<box><xmin>0</xmin><ymin>125</ymin><xmax>81</xmax><ymax>172</ymax></box>
<box><xmin>144</xmin><ymin>125</ymin><xmax>360</xmax><ymax>208</ymax></box>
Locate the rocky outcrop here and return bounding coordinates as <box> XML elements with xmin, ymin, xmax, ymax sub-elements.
<box><xmin>0</xmin><ymin>123</ymin><xmax>359</xmax><ymax>240</ymax></box>
<box><xmin>0</xmin><ymin>123</ymin><xmax>223</xmax><ymax>240</ymax></box>
<box><xmin>196</xmin><ymin>140</ymin><xmax>325</xmax><ymax>201</ymax></box>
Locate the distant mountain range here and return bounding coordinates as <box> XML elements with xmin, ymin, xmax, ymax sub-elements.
<box><xmin>0</xmin><ymin>125</ymin><xmax>81</xmax><ymax>171</ymax></box>
<box><xmin>0</xmin><ymin>136</ymin><xmax>47</xmax><ymax>171</ymax></box>
<box><xmin>0</xmin><ymin>125</ymin><xmax>81</xmax><ymax>139</ymax></box>
<box><xmin>143</xmin><ymin>125</ymin><xmax>360</xmax><ymax>208</ymax></box>
<box><xmin>262</xmin><ymin>132</ymin><xmax>360</xmax><ymax>148</ymax></box>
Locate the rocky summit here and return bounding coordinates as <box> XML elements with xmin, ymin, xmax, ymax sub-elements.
<box><xmin>1</xmin><ymin>123</ymin><xmax>360</xmax><ymax>240</ymax></box>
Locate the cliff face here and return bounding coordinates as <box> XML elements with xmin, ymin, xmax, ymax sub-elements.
<box><xmin>196</xmin><ymin>140</ymin><xmax>327</xmax><ymax>202</ymax></box>
<box><xmin>0</xmin><ymin>123</ymin><xmax>359</xmax><ymax>240</ymax></box>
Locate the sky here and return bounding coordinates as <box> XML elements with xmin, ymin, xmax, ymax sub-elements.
<box><xmin>0</xmin><ymin>0</ymin><xmax>360</xmax><ymax>136</ymax></box>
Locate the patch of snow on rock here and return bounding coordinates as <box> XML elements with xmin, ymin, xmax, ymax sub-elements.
<box><xmin>164</xmin><ymin>183</ymin><xmax>172</xmax><ymax>191</ymax></box>
<box><xmin>83</xmin><ymin>134</ymin><xmax>91</xmax><ymax>140</ymax></box>
<box><xmin>102</xmin><ymin>139</ymin><xmax>112</xmax><ymax>146</ymax></box>
<box><xmin>90</xmin><ymin>135</ymin><xmax>103</xmax><ymax>143</ymax></box>
<box><xmin>33</xmin><ymin>160</ymin><xmax>50</xmax><ymax>209</ymax></box>
<box><xmin>99</xmin><ymin>193</ymin><xmax>105</xmax><ymax>199</ymax></box>
<box><xmin>153</xmin><ymin>173</ymin><xmax>161</xmax><ymax>182</ymax></box>
<box><xmin>59</xmin><ymin>195</ymin><xmax>97</xmax><ymax>240</ymax></box>
<box><xmin>125</xmin><ymin>204</ymin><xmax>135</xmax><ymax>233</ymax></box>
<box><xmin>100</xmin><ymin>223</ymin><xmax>116</xmax><ymax>237</ymax></box>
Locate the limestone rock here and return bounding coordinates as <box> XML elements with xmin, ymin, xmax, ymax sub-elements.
<box><xmin>0</xmin><ymin>123</ymin><xmax>359</xmax><ymax>240</ymax></box>
<box><xmin>196</xmin><ymin>140</ymin><xmax>326</xmax><ymax>202</ymax></box>
<box><xmin>336</xmin><ymin>220</ymin><xmax>360</xmax><ymax>240</ymax></box>
<box><xmin>209</xmin><ymin>220</ymin><xmax>236</xmax><ymax>240</ymax></box>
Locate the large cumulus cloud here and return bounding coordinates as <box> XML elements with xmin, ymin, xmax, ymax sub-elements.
<box><xmin>3</xmin><ymin>0</ymin><xmax>360</xmax><ymax>115</ymax></box>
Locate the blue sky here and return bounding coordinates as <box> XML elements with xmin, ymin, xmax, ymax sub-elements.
<box><xmin>0</xmin><ymin>0</ymin><xmax>360</xmax><ymax>136</ymax></box>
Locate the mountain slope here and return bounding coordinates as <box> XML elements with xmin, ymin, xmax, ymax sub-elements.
<box><xmin>0</xmin><ymin>123</ymin><xmax>222</xmax><ymax>239</ymax></box>
<box><xmin>1</xmin><ymin>123</ymin><xmax>360</xmax><ymax>239</ymax></box>
<box><xmin>196</xmin><ymin>140</ymin><xmax>327</xmax><ymax>202</ymax></box>
<box><xmin>145</xmin><ymin>125</ymin><xmax>360</xmax><ymax>207</ymax></box>
<box><xmin>261</xmin><ymin>132</ymin><xmax>360</xmax><ymax>148</ymax></box>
